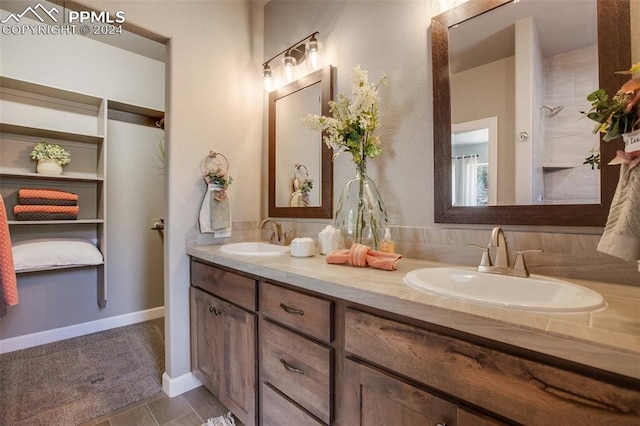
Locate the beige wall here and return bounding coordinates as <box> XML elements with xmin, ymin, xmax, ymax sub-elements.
<box><xmin>75</xmin><ymin>0</ymin><xmax>265</xmax><ymax>394</ymax></box>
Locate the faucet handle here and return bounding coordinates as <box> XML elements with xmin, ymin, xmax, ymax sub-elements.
<box><xmin>513</xmin><ymin>250</ymin><xmax>543</xmax><ymax>277</ymax></box>
<box><xmin>468</xmin><ymin>244</ymin><xmax>492</xmax><ymax>267</ymax></box>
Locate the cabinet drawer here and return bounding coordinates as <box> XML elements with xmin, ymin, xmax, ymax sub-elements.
<box><xmin>261</xmin><ymin>319</ymin><xmax>332</xmax><ymax>424</ymax></box>
<box><xmin>345</xmin><ymin>309</ymin><xmax>640</xmax><ymax>425</ymax></box>
<box><xmin>190</xmin><ymin>260</ymin><xmax>256</xmax><ymax>311</ymax></box>
<box><xmin>262</xmin><ymin>383</ymin><xmax>323</xmax><ymax>426</ymax></box>
<box><xmin>261</xmin><ymin>281</ymin><xmax>333</xmax><ymax>343</ymax></box>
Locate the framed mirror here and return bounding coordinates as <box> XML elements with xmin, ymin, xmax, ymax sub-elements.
<box><xmin>432</xmin><ymin>0</ymin><xmax>631</xmax><ymax>225</ymax></box>
<box><xmin>268</xmin><ymin>66</ymin><xmax>333</xmax><ymax>218</ymax></box>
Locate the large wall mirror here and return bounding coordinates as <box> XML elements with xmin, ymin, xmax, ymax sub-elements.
<box><xmin>268</xmin><ymin>66</ymin><xmax>333</xmax><ymax>218</ymax></box>
<box><xmin>432</xmin><ymin>0</ymin><xmax>631</xmax><ymax>225</ymax></box>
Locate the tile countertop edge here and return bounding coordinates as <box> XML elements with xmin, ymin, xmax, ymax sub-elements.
<box><xmin>186</xmin><ymin>245</ymin><xmax>640</xmax><ymax>382</ymax></box>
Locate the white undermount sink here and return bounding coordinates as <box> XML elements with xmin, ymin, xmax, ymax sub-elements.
<box><xmin>403</xmin><ymin>267</ymin><xmax>605</xmax><ymax>313</ymax></box>
<box><xmin>220</xmin><ymin>242</ymin><xmax>290</xmax><ymax>256</ymax></box>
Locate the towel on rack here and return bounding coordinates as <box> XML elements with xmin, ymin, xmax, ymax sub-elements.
<box><xmin>597</xmin><ymin>164</ymin><xmax>640</xmax><ymax>261</ymax></box>
<box><xmin>18</xmin><ymin>188</ymin><xmax>78</xmax><ymax>201</ymax></box>
<box><xmin>14</xmin><ymin>205</ymin><xmax>79</xmax><ymax>220</ymax></box>
<box><xmin>0</xmin><ymin>197</ymin><xmax>18</xmax><ymax>309</ymax></box>
<box><xmin>199</xmin><ymin>186</ymin><xmax>231</xmax><ymax>234</ymax></box>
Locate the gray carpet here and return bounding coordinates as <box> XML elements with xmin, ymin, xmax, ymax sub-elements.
<box><xmin>0</xmin><ymin>318</ymin><xmax>165</xmax><ymax>426</ymax></box>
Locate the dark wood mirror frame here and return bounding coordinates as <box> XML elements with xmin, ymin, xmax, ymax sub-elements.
<box><xmin>432</xmin><ymin>0</ymin><xmax>631</xmax><ymax>226</ymax></box>
<box><xmin>268</xmin><ymin>65</ymin><xmax>334</xmax><ymax>218</ymax></box>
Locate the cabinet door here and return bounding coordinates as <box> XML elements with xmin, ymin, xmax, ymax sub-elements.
<box><xmin>343</xmin><ymin>358</ymin><xmax>457</xmax><ymax>426</ymax></box>
<box><xmin>218</xmin><ymin>299</ymin><xmax>256</xmax><ymax>426</ymax></box>
<box><xmin>190</xmin><ymin>287</ymin><xmax>257</xmax><ymax>426</ymax></box>
<box><xmin>190</xmin><ymin>287</ymin><xmax>222</xmax><ymax>392</ymax></box>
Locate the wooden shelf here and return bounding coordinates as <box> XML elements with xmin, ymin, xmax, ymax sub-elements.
<box><xmin>0</xmin><ymin>123</ymin><xmax>103</xmax><ymax>145</ymax></box>
<box><xmin>542</xmin><ymin>163</ymin><xmax>575</xmax><ymax>170</ymax></box>
<box><xmin>0</xmin><ymin>76</ymin><xmax>103</xmax><ymax>107</ymax></box>
<box><xmin>16</xmin><ymin>263</ymin><xmax>103</xmax><ymax>274</ymax></box>
<box><xmin>8</xmin><ymin>219</ymin><xmax>104</xmax><ymax>225</ymax></box>
<box><xmin>0</xmin><ymin>169</ymin><xmax>104</xmax><ymax>183</ymax></box>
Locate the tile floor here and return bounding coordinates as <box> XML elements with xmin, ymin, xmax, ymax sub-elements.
<box><xmin>79</xmin><ymin>385</ymin><xmax>233</xmax><ymax>426</ymax></box>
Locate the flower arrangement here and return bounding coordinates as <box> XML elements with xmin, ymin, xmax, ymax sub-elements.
<box><xmin>30</xmin><ymin>140</ymin><xmax>71</xmax><ymax>165</ymax></box>
<box><xmin>300</xmin><ymin>178</ymin><xmax>313</xmax><ymax>194</ymax></box>
<box><xmin>303</xmin><ymin>65</ymin><xmax>389</xmax><ymax>249</ymax></box>
<box><xmin>303</xmin><ymin>65</ymin><xmax>388</xmax><ymax>165</ymax></box>
<box><xmin>204</xmin><ymin>167</ymin><xmax>233</xmax><ymax>190</ymax></box>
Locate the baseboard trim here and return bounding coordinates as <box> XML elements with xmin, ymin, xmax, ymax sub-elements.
<box><xmin>162</xmin><ymin>371</ymin><xmax>203</xmax><ymax>397</ymax></box>
<box><xmin>0</xmin><ymin>306</ymin><xmax>164</xmax><ymax>354</ymax></box>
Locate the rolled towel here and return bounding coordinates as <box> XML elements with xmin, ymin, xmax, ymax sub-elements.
<box><xmin>326</xmin><ymin>243</ymin><xmax>402</xmax><ymax>271</ymax></box>
<box><xmin>18</xmin><ymin>188</ymin><xmax>78</xmax><ymax>201</ymax></box>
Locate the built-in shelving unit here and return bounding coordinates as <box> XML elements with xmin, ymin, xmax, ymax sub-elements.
<box><xmin>0</xmin><ymin>76</ymin><xmax>108</xmax><ymax>308</ymax></box>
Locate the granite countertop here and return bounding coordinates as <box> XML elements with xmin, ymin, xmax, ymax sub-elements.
<box><xmin>187</xmin><ymin>244</ymin><xmax>640</xmax><ymax>381</ymax></box>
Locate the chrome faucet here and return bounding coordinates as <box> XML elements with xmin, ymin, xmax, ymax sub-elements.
<box><xmin>490</xmin><ymin>227</ymin><xmax>509</xmax><ymax>268</ymax></box>
<box><xmin>474</xmin><ymin>227</ymin><xmax>541</xmax><ymax>278</ymax></box>
<box><xmin>259</xmin><ymin>219</ymin><xmax>293</xmax><ymax>246</ymax></box>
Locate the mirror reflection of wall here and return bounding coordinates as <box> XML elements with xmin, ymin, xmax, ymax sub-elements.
<box><xmin>448</xmin><ymin>0</ymin><xmax>599</xmax><ymax>206</ymax></box>
<box><xmin>274</xmin><ymin>82</ymin><xmax>322</xmax><ymax>208</ymax></box>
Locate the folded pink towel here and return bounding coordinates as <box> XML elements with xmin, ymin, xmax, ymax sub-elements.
<box><xmin>326</xmin><ymin>243</ymin><xmax>402</xmax><ymax>271</ymax></box>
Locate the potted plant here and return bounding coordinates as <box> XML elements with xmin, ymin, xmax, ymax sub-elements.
<box><xmin>30</xmin><ymin>140</ymin><xmax>71</xmax><ymax>175</ymax></box>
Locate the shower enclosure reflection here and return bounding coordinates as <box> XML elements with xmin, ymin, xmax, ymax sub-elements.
<box><xmin>449</xmin><ymin>0</ymin><xmax>600</xmax><ymax>206</ymax></box>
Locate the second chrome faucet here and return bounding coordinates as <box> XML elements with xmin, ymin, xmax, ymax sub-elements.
<box><xmin>475</xmin><ymin>227</ymin><xmax>541</xmax><ymax>278</ymax></box>
<box><xmin>259</xmin><ymin>219</ymin><xmax>294</xmax><ymax>246</ymax></box>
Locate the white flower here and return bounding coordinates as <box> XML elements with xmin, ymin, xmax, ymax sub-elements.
<box><xmin>303</xmin><ymin>65</ymin><xmax>387</xmax><ymax>164</ymax></box>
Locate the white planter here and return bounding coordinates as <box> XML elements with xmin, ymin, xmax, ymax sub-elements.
<box><xmin>36</xmin><ymin>159</ymin><xmax>63</xmax><ymax>175</ymax></box>
<box><xmin>623</xmin><ymin>128</ymin><xmax>640</xmax><ymax>153</ymax></box>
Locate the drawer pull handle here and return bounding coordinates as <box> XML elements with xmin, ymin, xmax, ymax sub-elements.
<box><xmin>280</xmin><ymin>303</ymin><xmax>304</xmax><ymax>316</ymax></box>
<box><xmin>280</xmin><ymin>359</ymin><xmax>304</xmax><ymax>375</ymax></box>
<box><xmin>208</xmin><ymin>306</ymin><xmax>221</xmax><ymax>316</ymax></box>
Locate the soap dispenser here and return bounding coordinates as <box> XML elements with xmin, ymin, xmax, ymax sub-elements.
<box><xmin>379</xmin><ymin>227</ymin><xmax>395</xmax><ymax>253</ymax></box>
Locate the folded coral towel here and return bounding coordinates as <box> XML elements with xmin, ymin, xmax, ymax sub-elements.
<box><xmin>0</xmin><ymin>196</ymin><xmax>18</xmax><ymax>308</ymax></box>
<box><xmin>18</xmin><ymin>188</ymin><xmax>78</xmax><ymax>201</ymax></box>
<box><xmin>18</xmin><ymin>198</ymin><xmax>77</xmax><ymax>206</ymax></box>
<box><xmin>15</xmin><ymin>212</ymin><xmax>78</xmax><ymax>221</ymax></box>
<box><xmin>14</xmin><ymin>205</ymin><xmax>79</xmax><ymax>221</ymax></box>
<box><xmin>326</xmin><ymin>243</ymin><xmax>402</xmax><ymax>271</ymax></box>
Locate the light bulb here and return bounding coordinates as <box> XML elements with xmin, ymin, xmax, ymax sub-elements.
<box><xmin>308</xmin><ymin>36</ymin><xmax>320</xmax><ymax>70</ymax></box>
<box><xmin>263</xmin><ymin>64</ymin><xmax>272</xmax><ymax>91</ymax></box>
<box><xmin>283</xmin><ymin>54</ymin><xmax>296</xmax><ymax>82</ymax></box>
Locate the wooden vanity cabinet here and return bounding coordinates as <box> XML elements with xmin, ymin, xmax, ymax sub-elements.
<box><xmin>259</xmin><ymin>281</ymin><xmax>335</xmax><ymax>425</ymax></box>
<box><xmin>190</xmin><ymin>261</ymin><xmax>257</xmax><ymax>426</ymax></box>
<box><xmin>343</xmin><ymin>358</ymin><xmax>502</xmax><ymax>426</ymax></box>
<box><xmin>344</xmin><ymin>308</ymin><xmax>640</xmax><ymax>425</ymax></box>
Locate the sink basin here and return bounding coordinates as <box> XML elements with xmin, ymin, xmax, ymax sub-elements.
<box><xmin>220</xmin><ymin>242</ymin><xmax>290</xmax><ymax>256</ymax></box>
<box><xmin>404</xmin><ymin>267</ymin><xmax>605</xmax><ymax>312</ymax></box>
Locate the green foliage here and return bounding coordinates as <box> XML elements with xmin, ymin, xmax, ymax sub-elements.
<box><xmin>30</xmin><ymin>140</ymin><xmax>71</xmax><ymax>165</ymax></box>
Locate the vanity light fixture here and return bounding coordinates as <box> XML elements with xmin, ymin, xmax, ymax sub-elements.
<box><xmin>262</xmin><ymin>31</ymin><xmax>321</xmax><ymax>91</ymax></box>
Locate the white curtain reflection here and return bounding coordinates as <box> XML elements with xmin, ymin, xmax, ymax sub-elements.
<box><xmin>452</xmin><ymin>154</ymin><xmax>478</xmax><ymax>206</ymax></box>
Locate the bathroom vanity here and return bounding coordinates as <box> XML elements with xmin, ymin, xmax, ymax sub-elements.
<box><xmin>187</xmin><ymin>245</ymin><xmax>640</xmax><ymax>425</ymax></box>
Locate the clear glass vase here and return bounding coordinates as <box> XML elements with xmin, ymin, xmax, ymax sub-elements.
<box><xmin>334</xmin><ymin>160</ymin><xmax>388</xmax><ymax>250</ymax></box>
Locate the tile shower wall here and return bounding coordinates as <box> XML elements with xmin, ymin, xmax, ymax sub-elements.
<box><xmin>542</xmin><ymin>44</ymin><xmax>600</xmax><ymax>204</ymax></box>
